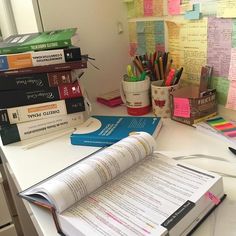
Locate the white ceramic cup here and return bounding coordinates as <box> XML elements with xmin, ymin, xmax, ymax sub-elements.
<box><xmin>151</xmin><ymin>80</ymin><xmax>178</xmax><ymax>118</ymax></box>
<box><xmin>120</xmin><ymin>77</ymin><xmax>151</xmax><ymax>116</ymax></box>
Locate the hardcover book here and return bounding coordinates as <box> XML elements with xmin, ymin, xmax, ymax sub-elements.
<box><xmin>0</xmin><ymin>59</ymin><xmax>87</xmax><ymax>77</ymax></box>
<box><xmin>0</xmin><ymin>47</ymin><xmax>81</xmax><ymax>71</ymax></box>
<box><xmin>70</xmin><ymin>115</ymin><xmax>162</xmax><ymax>147</ymax></box>
<box><xmin>0</xmin><ymin>112</ymin><xmax>86</xmax><ymax>145</ymax></box>
<box><xmin>0</xmin><ymin>81</ymin><xmax>83</xmax><ymax>109</ymax></box>
<box><xmin>0</xmin><ymin>69</ymin><xmax>83</xmax><ymax>90</ymax></box>
<box><xmin>0</xmin><ymin>28</ymin><xmax>79</xmax><ymax>55</ymax></box>
<box><xmin>0</xmin><ymin>97</ymin><xmax>85</xmax><ymax>126</ymax></box>
<box><xmin>19</xmin><ymin>132</ymin><xmax>225</xmax><ymax>236</ymax></box>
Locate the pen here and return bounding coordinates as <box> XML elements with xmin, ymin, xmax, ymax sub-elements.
<box><xmin>228</xmin><ymin>147</ymin><xmax>236</xmax><ymax>156</ymax></box>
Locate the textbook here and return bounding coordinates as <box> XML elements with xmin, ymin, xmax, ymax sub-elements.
<box><xmin>0</xmin><ymin>28</ymin><xmax>79</xmax><ymax>55</ymax></box>
<box><xmin>19</xmin><ymin>132</ymin><xmax>225</xmax><ymax>236</ymax></box>
<box><xmin>0</xmin><ymin>47</ymin><xmax>81</xmax><ymax>71</ymax></box>
<box><xmin>0</xmin><ymin>112</ymin><xmax>86</xmax><ymax>145</ymax></box>
<box><xmin>0</xmin><ymin>69</ymin><xmax>83</xmax><ymax>91</ymax></box>
<box><xmin>0</xmin><ymin>81</ymin><xmax>83</xmax><ymax>109</ymax></box>
<box><xmin>0</xmin><ymin>59</ymin><xmax>87</xmax><ymax>77</ymax></box>
<box><xmin>70</xmin><ymin>115</ymin><xmax>162</xmax><ymax>147</ymax></box>
<box><xmin>0</xmin><ymin>97</ymin><xmax>85</xmax><ymax>126</ymax></box>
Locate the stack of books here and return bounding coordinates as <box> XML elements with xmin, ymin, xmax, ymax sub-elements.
<box><xmin>0</xmin><ymin>28</ymin><xmax>89</xmax><ymax>145</ymax></box>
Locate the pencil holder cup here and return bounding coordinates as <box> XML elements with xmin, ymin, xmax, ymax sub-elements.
<box><xmin>151</xmin><ymin>80</ymin><xmax>178</xmax><ymax>118</ymax></box>
<box><xmin>120</xmin><ymin>76</ymin><xmax>151</xmax><ymax>116</ymax></box>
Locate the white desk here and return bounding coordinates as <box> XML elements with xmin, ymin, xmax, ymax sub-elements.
<box><xmin>0</xmin><ymin>102</ymin><xmax>236</xmax><ymax>236</ymax></box>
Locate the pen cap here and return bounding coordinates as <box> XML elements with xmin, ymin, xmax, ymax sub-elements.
<box><xmin>120</xmin><ymin>76</ymin><xmax>151</xmax><ymax>116</ymax></box>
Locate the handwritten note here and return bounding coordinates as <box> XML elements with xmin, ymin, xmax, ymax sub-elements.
<box><xmin>144</xmin><ymin>0</ymin><xmax>153</xmax><ymax>16</ymax></box>
<box><xmin>173</xmin><ymin>98</ymin><xmax>191</xmax><ymax>118</ymax></box>
<box><xmin>154</xmin><ymin>21</ymin><xmax>165</xmax><ymax>53</ymax></box>
<box><xmin>153</xmin><ymin>0</ymin><xmax>163</xmax><ymax>16</ymax></box>
<box><xmin>145</xmin><ymin>21</ymin><xmax>156</xmax><ymax>53</ymax></box>
<box><xmin>168</xmin><ymin>0</ymin><xmax>181</xmax><ymax>15</ymax></box>
<box><xmin>137</xmin><ymin>22</ymin><xmax>146</xmax><ymax>55</ymax></box>
<box><xmin>228</xmin><ymin>48</ymin><xmax>236</xmax><ymax>81</ymax></box>
<box><xmin>191</xmin><ymin>0</ymin><xmax>217</xmax><ymax>15</ymax></box>
<box><xmin>209</xmin><ymin>77</ymin><xmax>230</xmax><ymax>105</ymax></box>
<box><xmin>207</xmin><ymin>17</ymin><xmax>232</xmax><ymax>77</ymax></box>
<box><xmin>226</xmin><ymin>81</ymin><xmax>236</xmax><ymax>110</ymax></box>
<box><xmin>217</xmin><ymin>0</ymin><xmax>236</xmax><ymax>18</ymax></box>
<box><xmin>233</xmin><ymin>20</ymin><xmax>236</xmax><ymax>48</ymax></box>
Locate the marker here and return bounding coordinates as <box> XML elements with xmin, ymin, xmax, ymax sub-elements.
<box><xmin>228</xmin><ymin>147</ymin><xmax>236</xmax><ymax>156</ymax></box>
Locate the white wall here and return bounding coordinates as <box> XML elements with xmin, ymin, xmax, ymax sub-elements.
<box><xmin>37</xmin><ymin>0</ymin><xmax>130</xmax><ymax>100</ymax></box>
<box><xmin>10</xmin><ymin>0</ymin><xmax>39</xmax><ymax>34</ymax></box>
<box><xmin>0</xmin><ymin>0</ymin><xmax>17</xmax><ymax>39</ymax></box>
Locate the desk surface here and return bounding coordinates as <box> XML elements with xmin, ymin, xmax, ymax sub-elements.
<box><xmin>1</xmin><ymin>103</ymin><xmax>236</xmax><ymax>236</ymax></box>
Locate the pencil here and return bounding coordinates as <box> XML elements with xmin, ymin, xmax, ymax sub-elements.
<box><xmin>133</xmin><ymin>58</ymin><xmax>143</xmax><ymax>74</ymax></box>
<box><xmin>154</xmin><ymin>60</ymin><xmax>160</xmax><ymax>80</ymax></box>
<box><xmin>165</xmin><ymin>58</ymin><xmax>173</xmax><ymax>79</ymax></box>
<box><xmin>159</xmin><ymin>56</ymin><xmax>164</xmax><ymax>81</ymax></box>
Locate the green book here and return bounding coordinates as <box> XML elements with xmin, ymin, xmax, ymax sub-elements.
<box><xmin>0</xmin><ymin>28</ymin><xmax>79</xmax><ymax>54</ymax></box>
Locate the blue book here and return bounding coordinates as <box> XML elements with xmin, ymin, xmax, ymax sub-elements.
<box><xmin>70</xmin><ymin>115</ymin><xmax>162</xmax><ymax>147</ymax></box>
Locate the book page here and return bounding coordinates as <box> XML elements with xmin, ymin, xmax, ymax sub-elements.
<box><xmin>59</xmin><ymin>154</ymin><xmax>221</xmax><ymax>236</ymax></box>
<box><xmin>24</xmin><ymin>132</ymin><xmax>156</xmax><ymax>213</ymax></box>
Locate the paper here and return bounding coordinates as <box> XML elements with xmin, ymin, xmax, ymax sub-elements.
<box><xmin>209</xmin><ymin>77</ymin><xmax>229</xmax><ymax>105</ymax></box>
<box><xmin>134</xmin><ymin>0</ymin><xmax>144</xmax><ymax>17</ymax></box>
<box><xmin>180</xmin><ymin>0</ymin><xmax>193</xmax><ymax>13</ymax></box>
<box><xmin>144</xmin><ymin>0</ymin><xmax>153</xmax><ymax>16</ymax></box>
<box><xmin>228</xmin><ymin>48</ymin><xmax>236</xmax><ymax>81</ymax></box>
<box><xmin>145</xmin><ymin>21</ymin><xmax>156</xmax><ymax>53</ymax></box>
<box><xmin>137</xmin><ymin>21</ymin><xmax>146</xmax><ymax>55</ymax></box>
<box><xmin>154</xmin><ymin>21</ymin><xmax>165</xmax><ymax>53</ymax></box>
<box><xmin>207</xmin><ymin>17</ymin><xmax>232</xmax><ymax>77</ymax></box>
<box><xmin>128</xmin><ymin>22</ymin><xmax>137</xmax><ymax>43</ymax></box>
<box><xmin>180</xmin><ymin>18</ymin><xmax>208</xmax><ymax>83</ymax></box>
<box><xmin>217</xmin><ymin>0</ymin><xmax>236</xmax><ymax>18</ymax></box>
<box><xmin>168</xmin><ymin>0</ymin><xmax>181</xmax><ymax>15</ymax></box>
<box><xmin>190</xmin><ymin>0</ymin><xmax>217</xmax><ymax>16</ymax></box>
<box><xmin>232</xmin><ymin>20</ymin><xmax>236</xmax><ymax>48</ymax></box>
<box><xmin>173</xmin><ymin>98</ymin><xmax>191</xmax><ymax>118</ymax></box>
<box><xmin>153</xmin><ymin>0</ymin><xmax>163</xmax><ymax>16</ymax></box>
<box><xmin>184</xmin><ymin>3</ymin><xmax>200</xmax><ymax>20</ymax></box>
<box><xmin>226</xmin><ymin>81</ymin><xmax>236</xmax><ymax>111</ymax></box>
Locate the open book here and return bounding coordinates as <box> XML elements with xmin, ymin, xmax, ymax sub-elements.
<box><xmin>19</xmin><ymin>132</ymin><xmax>225</xmax><ymax>236</ymax></box>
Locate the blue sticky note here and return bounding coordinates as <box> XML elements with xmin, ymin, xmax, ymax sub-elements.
<box><xmin>184</xmin><ymin>4</ymin><xmax>201</xmax><ymax>20</ymax></box>
<box><xmin>0</xmin><ymin>56</ymin><xmax>9</xmax><ymax>71</ymax></box>
<box><xmin>136</xmin><ymin>22</ymin><xmax>145</xmax><ymax>33</ymax></box>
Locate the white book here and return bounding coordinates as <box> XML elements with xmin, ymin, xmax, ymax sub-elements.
<box><xmin>0</xmin><ymin>112</ymin><xmax>87</xmax><ymax>145</ymax></box>
<box><xmin>19</xmin><ymin>132</ymin><xmax>225</xmax><ymax>236</ymax></box>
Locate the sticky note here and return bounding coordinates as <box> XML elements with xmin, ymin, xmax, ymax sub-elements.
<box><xmin>173</xmin><ymin>98</ymin><xmax>190</xmax><ymax>118</ymax></box>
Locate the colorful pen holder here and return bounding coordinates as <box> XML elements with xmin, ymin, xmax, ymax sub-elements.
<box><xmin>120</xmin><ymin>76</ymin><xmax>151</xmax><ymax>116</ymax></box>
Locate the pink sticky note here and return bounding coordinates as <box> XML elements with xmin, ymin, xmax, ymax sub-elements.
<box><xmin>205</xmin><ymin>191</ymin><xmax>220</xmax><ymax>205</ymax></box>
<box><xmin>129</xmin><ymin>43</ymin><xmax>137</xmax><ymax>57</ymax></box>
<box><xmin>168</xmin><ymin>0</ymin><xmax>181</xmax><ymax>15</ymax></box>
<box><xmin>173</xmin><ymin>98</ymin><xmax>190</xmax><ymax>118</ymax></box>
<box><xmin>144</xmin><ymin>0</ymin><xmax>153</xmax><ymax>16</ymax></box>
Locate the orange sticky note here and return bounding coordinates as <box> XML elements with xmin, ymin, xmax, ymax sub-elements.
<box><xmin>173</xmin><ymin>97</ymin><xmax>190</xmax><ymax>118</ymax></box>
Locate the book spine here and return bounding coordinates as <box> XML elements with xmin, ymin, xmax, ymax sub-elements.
<box><xmin>0</xmin><ymin>112</ymin><xmax>86</xmax><ymax>145</ymax></box>
<box><xmin>0</xmin><ymin>82</ymin><xmax>83</xmax><ymax>109</ymax></box>
<box><xmin>0</xmin><ymin>48</ymin><xmax>81</xmax><ymax>71</ymax></box>
<box><xmin>0</xmin><ymin>69</ymin><xmax>82</xmax><ymax>91</ymax></box>
<box><xmin>0</xmin><ymin>60</ymin><xmax>87</xmax><ymax>77</ymax></box>
<box><xmin>0</xmin><ymin>38</ymin><xmax>75</xmax><ymax>55</ymax></box>
<box><xmin>0</xmin><ymin>97</ymin><xmax>85</xmax><ymax>126</ymax></box>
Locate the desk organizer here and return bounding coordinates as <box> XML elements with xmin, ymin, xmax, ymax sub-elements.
<box><xmin>170</xmin><ymin>86</ymin><xmax>217</xmax><ymax>125</ymax></box>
